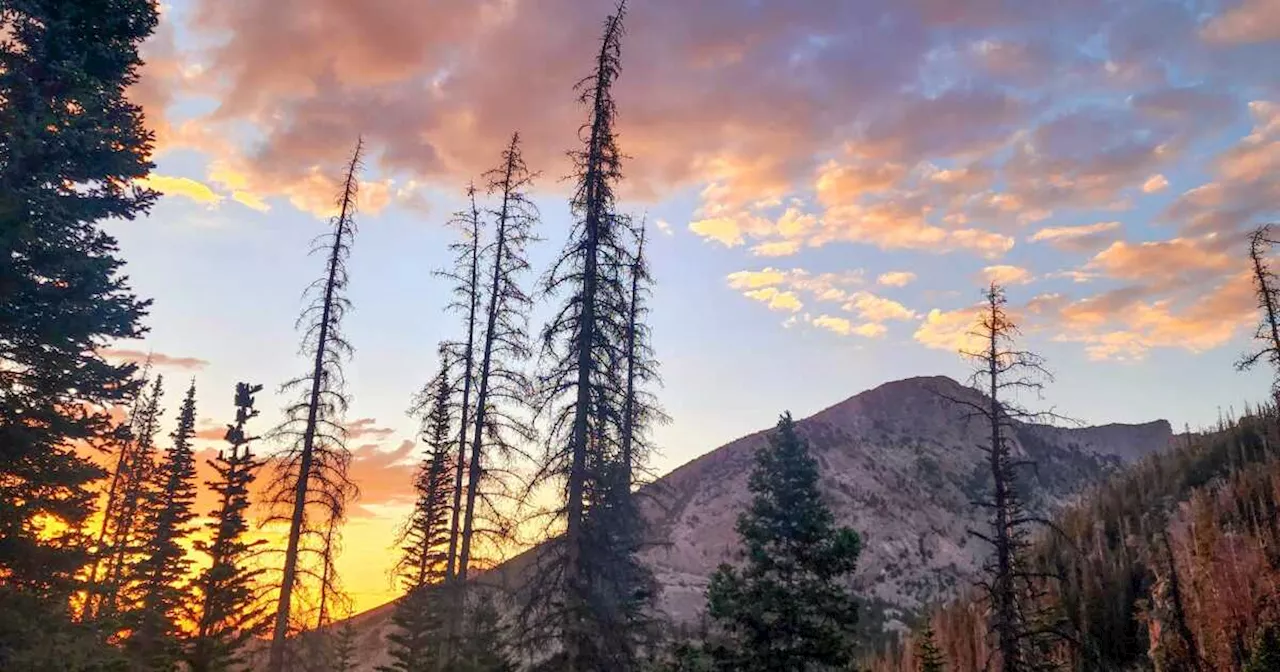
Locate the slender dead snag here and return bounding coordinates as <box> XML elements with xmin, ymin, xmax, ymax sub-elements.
<box><xmin>266</xmin><ymin>139</ymin><xmax>364</xmax><ymax>672</ymax></box>
<box><xmin>439</xmin><ymin>185</ymin><xmax>484</xmax><ymax>583</ymax></box>
<box><xmin>1239</xmin><ymin>223</ymin><xmax>1280</xmax><ymax>411</ymax></box>
<box><xmin>458</xmin><ymin>132</ymin><xmax>537</xmax><ymax>584</ymax></box>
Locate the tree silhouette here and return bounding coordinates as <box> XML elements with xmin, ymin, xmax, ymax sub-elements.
<box><xmin>266</xmin><ymin>139</ymin><xmax>365</xmax><ymax>672</ymax></box>
<box><xmin>1239</xmin><ymin>224</ymin><xmax>1280</xmax><ymax>406</ymax></box>
<box><xmin>189</xmin><ymin>383</ymin><xmax>270</xmax><ymax>672</ymax></box>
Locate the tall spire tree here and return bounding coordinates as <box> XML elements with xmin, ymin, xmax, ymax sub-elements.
<box><xmin>946</xmin><ymin>283</ymin><xmax>1064</xmax><ymax>672</ymax></box>
<box><xmin>102</xmin><ymin>375</ymin><xmax>166</xmax><ymax>618</ymax></box>
<box><xmin>382</xmin><ymin>359</ymin><xmax>457</xmax><ymax>672</ymax></box>
<box><xmin>525</xmin><ymin>3</ymin><xmax>640</xmax><ymax>668</ymax></box>
<box><xmin>440</xmin><ymin>185</ymin><xmax>484</xmax><ymax>583</ymax></box>
<box><xmin>0</xmin><ymin>0</ymin><xmax>157</xmax><ymax>645</ymax></box>
<box><xmin>266</xmin><ymin>139</ymin><xmax>365</xmax><ymax>672</ymax></box>
<box><xmin>1239</xmin><ymin>223</ymin><xmax>1280</xmax><ymax>407</ymax></box>
<box><xmin>458</xmin><ymin>132</ymin><xmax>538</xmax><ymax>584</ymax></box>
<box><xmin>188</xmin><ymin>383</ymin><xmax>269</xmax><ymax>672</ymax></box>
<box><xmin>129</xmin><ymin>380</ymin><xmax>200</xmax><ymax>669</ymax></box>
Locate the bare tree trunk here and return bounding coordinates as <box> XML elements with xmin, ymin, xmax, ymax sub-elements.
<box><xmin>267</xmin><ymin>140</ymin><xmax>363</xmax><ymax>672</ymax></box>
<box><xmin>446</xmin><ymin>187</ymin><xmax>482</xmax><ymax>583</ymax></box>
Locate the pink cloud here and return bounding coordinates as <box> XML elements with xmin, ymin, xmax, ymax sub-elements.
<box><xmin>100</xmin><ymin>348</ymin><xmax>209</xmax><ymax>371</ymax></box>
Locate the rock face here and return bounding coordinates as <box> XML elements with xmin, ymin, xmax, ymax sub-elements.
<box><xmin>315</xmin><ymin>375</ymin><xmax>1171</xmax><ymax>667</ymax></box>
<box><xmin>636</xmin><ymin>375</ymin><xmax>1170</xmax><ymax>627</ymax></box>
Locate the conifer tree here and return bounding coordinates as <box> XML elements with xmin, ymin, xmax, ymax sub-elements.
<box><xmin>332</xmin><ymin>620</ymin><xmax>359</xmax><ymax>672</ymax></box>
<box><xmin>102</xmin><ymin>374</ymin><xmax>166</xmax><ymax>617</ymax></box>
<box><xmin>524</xmin><ymin>3</ymin><xmax>643</xmax><ymax>668</ymax></box>
<box><xmin>382</xmin><ymin>360</ymin><xmax>457</xmax><ymax>672</ymax></box>
<box><xmin>0</xmin><ymin>0</ymin><xmax>157</xmax><ymax>609</ymax></box>
<box><xmin>455</xmin><ymin>589</ymin><xmax>516</xmax><ymax>672</ymax></box>
<box><xmin>917</xmin><ymin>620</ymin><xmax>947</xmax><ymax>672</ymax></box>
<box><xmin>458</xmin><ymin>132</ymin><xmax>538</xmax><ymax>584</ymax></box>
<box><xmin>267</xmin><ymin>139</ymin><xmax>365</xmax><ymax>672</ymax></box>
<box><xmin>129</xmin><ymin>380</ymin><xmax>200</xmax><ymax>668</ymax></box>
<box><xmin>947</xmin><ymin>283</ymin><xmax>1064</xmax><ymax>672</ymax></box>
<box><xmin>1239</xmin><ymin>224</ymin><xmax>1280</xmax><ymax>405</ymax></box>
<box><xmin>189</xmin><ymin>382</ymin><xmax>270</xmax><ymax>672</ymax></box>
<box><xmin>439</xmin><ymin>185</ymin><xmax>484</xmax><ymax>583</ymax></box>
<box><xmin>704</xmin><ymin>413</ymin><xmax>862</xmax><ymax>671</ymax></box>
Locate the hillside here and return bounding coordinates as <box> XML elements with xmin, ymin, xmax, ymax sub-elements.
<box><xmin>321</xmin><ymin>375</ymin><xmax>1170</xmax><ymax>669</ymax></box>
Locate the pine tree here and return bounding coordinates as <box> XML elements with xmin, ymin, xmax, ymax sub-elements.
<box><xmin>455</xmin><ymin>589</ymin><xmax>515</xmax><ymax>672</ymax></box>
<box><xmin>524</xmin><ymin>3</ymin><xmax>641</xmax><ymax>668</ymax></box>
<box><xmin>267</xmin><ymin>139</ymin><xmax>365</xmax><ymax>671</ymax></box>
<box><xmin>382</xmin><ymin>359</ymin><xmax>457</xmax><ymax>672</ymax></box>
<box><xmin>1239</xmin><ymin>224</ymin><xmax>1280</xmax><ymax>407</ymax></box>
<box><xmin>440</xmin><ymin>184</ymin><xmax>484</xmax><ymax>584</ymax></box>
<box><xmin>332</xmin><ymin>621</ymin><xmax>359</xmax><ymax>672</ymax></box>
<box><xmin>189</xmin><ymin>382</ymin><xmax>270</xmax><ymax>672</ymax></box>
<box><xmin>1245</xmin><ymin>626</ymin><xmax>1280</xmax><ymax>672</ymax></box>
<box><xmin>0</xmin><ymin>0</ymin><xmax>157</xmax><ymax>611</ymax></box>
<box><xmin>129</xmin><ymin>380</ymin><xmax>200</xmax><ymax>668</ymax></box>
<box><xmin>102</xmin><ymin>375</ymin><xmax>166</xmax><ymax>618</ymax></box>
<box><xmin>946</xmin><ymin>283</ymin><xmax>1064</xmax><ymax>672</ymax></box>
<box><xmin>458</xmin><ymin>132</ymin><xmax>538</xmax><ymax>584</ymax></box>
<box><xmin>704</xmin><ymin>413</ymin><xmax>861</xmax><ymax>671</ymax></box>
<box><xmin>917</xmin><ymin>620</ymin><xmax>947</xmax><ymax>672</ymax></box>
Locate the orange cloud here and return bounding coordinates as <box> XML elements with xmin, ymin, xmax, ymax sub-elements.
<box><xmin>981</xmin><ymin>265</ymin><xmax>1033</xmax><ymax>286</ymax></box>
<box><xmin>1028</xmin><ymin>221</ymin><xmax>1122</xmax><ymax>252</ymax></box>
<box><xmin>1087</xmin><ymin>237</ymin><xmax>1236</xmax><ymax>288</ymax></box>
<box><xmin>841</xmin><ymin>292</ymin><xmax>918</xmax><ymax>322</ymax></box>
<box><xmin>809</xmin><ymin>315</ymin><xmax>886</xmax><ymax>338</ymax></box>
<box><xmin>743</xmin><ymin>287</ymin><xmax>804</xmax><ymax>312</ymax></box>
<box><xmin>1142</xmin><ymin>174</ymin><xmax>1169</xmax><ymax>193</ymax></box>
<box><xmin>101</xmin><ymin>348</ymin><xmax>209</xmax><ymax>371</ymax></box>
<box><xmin>1202</xmin><ymin>0</ymin><xmax>1280</xmax><ymax>44</ymax></box>
<box><xmin>877</xmin><ymin>272</ymin><xmax>917</xmax><ymax>287</ymax></box>
<box><xmin>137</xmin><ymin>174</ymin><xmax>223</xmax><ymax>206</ymax></box>
<box><xmin>914</xmin><ymin>306</ymin><xmax>984</xmax><ymax>352</ymax></box>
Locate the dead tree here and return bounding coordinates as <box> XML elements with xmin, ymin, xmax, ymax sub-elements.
<box><xmin>266</xmin><ymin>139</ymin><xmax>364</xmax><ymax>672</ymax></box>
<box><xmin>943</xmin><ymin>283</ymin><xmax>1066</xmax><ymax>672</ymax></box>
<box><xmin>1238</xmin><ymin>224</ymin><xmax>1280</xmax><ymax>410</ymax></box>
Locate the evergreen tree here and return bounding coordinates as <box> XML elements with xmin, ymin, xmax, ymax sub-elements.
<box><xmin>703</xmin><ymin>413</ymin><xmax>862</xmax><ymax>672</ymax></box>
<box><xmin>917</xmin><ymin>620</ymin><xmax>946</xmax><ymax>672</ymax></box>
<box><xmin>454</xmin><ymin>589</ymin><xmax>515</xmax><ymax>672</ymax></box>
<box><xmin>266</xmin><ymin>139</ymin><xmax>365</xmax><ymax>672</ymax></box>
<box><xmin>437</xmin><ymin>184</ymin><xmax>484</xmax><ymax>584</ymax></box>
<box><xmin>189</xmin><ymin>382</ymin><xmax>269</xmax><ymax>672</ymax></box>
<box><xmin>458</xmin><ymin>132</ymin><xmax>538</xmax><ymax>584</ymax></box>
<box><xmin>102</xmin><ymin>375</ymin><xmax>166</xmax><ymax>618</ymax></box>
<box><xmin>129</xmin><ymin>380</ymin><xmax>200</xmax><ymax>668</ymax></box>
<box><xmin>332</xmin><ymin>621</ymin><xmax>359</xmax><ymax>672</ymax></box>
<box><xmin>382</xmin><ymin>359</ymin><xmax>457</xmax><ymax>672</ymax></box>
<box><xmin>524</xmin><ymin>3</ymin><xmax>643</xmax><ymax>668</ymax></box>
<box><xmin>1245</xmin><ymin>626</ymin><xmax>1280</xmax><ymax>672</ymax></box>
<box><xmin>0</xmin><ymin>0</ymin><xmax>157</xmax><ymax>611</ymax></box>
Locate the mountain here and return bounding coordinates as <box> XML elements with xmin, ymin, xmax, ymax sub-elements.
<box><xmin>304</xmin><ymin>375</ymin><xmax>1172</xmax><ymax>667</ymax></box>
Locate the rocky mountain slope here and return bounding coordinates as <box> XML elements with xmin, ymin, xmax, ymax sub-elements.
<box><xmin>304</xmin><ymin>375</ymin><xmax>1172</xmax><ymax>667</ymax></box>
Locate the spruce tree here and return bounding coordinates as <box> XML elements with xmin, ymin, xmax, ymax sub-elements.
<box><xmin>129</xmin><ymin>380</ymin><xmax>200</xmax><ymax>668</ymax></box>
<box><xmin>382</xmin><ymin>359</ymin><xmax>456</xmax><ymax>672</ymax></box>
<box><xmin>524</xmin><ymin>3</ymin><xmax>642</xmax><ymax>668</ymax></box>
<box><xmin>0</xmin><ymin>0</ymin><xmax>157</xmax><ymax>607</ymax></box>
<box><xmin>332</xmin><ymin>621</ymin><xmax>359</xmax><ymax>672</ymax></box>
<box><xmin>704</xmin><ymin>413</ymin><xmax>862</xmax><ymax>672</ymax></box>
<box><xmin>458</xmin><ymin>132</ymin><xmax>538</xmax><ymax>584</ymax></box>
<box><xmin>102</xmin><ymin>374</ymin><xmax>166</xmax><ymax>618</ymax></box>
<box><xmin>455</xmin><ymin>589</ymin><xmax>515</xmax><ymax>672</ymax></box>
<box><xmin>266</xmin><ymin>139</ymin><xmax>365</xmax><ymax>672</ymax></box>
<box><xmin>917</xmin><ymin>620</ymin><xmax>947</xmax><ymax>672</ymax></box>
<box><xmin>189</xmin><ymin>382</ymin><xmax>270</xmax><ymax>672</ymax></box>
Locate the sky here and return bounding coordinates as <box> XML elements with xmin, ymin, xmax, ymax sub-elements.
<box><xmin>106</xmin><ymin>0</ymin><xmax>1280</xmax><ymax>613</ymax></box>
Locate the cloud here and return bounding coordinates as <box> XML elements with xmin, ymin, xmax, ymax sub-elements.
<box><xmin>842</xmin><ymin>292</ymin><xmax>918</xmax><ymax>322</ymax></box>
<box><xmin>877</xmin><ymin>272</ymin><xmax>917</xmax><ymax>288</ymax></box>
<box><xmin>655</xmin><ymin>219</ymin><xmax>674</xmax><ymax>236</ymax></box>
<box><xmin>137</xmin><ymin>174</ymin><xmax>223</xmax><ymax>206</ymax></box>
<box><xmin>1202</xmin><ymin>0</ymin><xmax>1280</xmax><ymax>44</ymax></box>
<box><xmin>1087</xmin><ymin>237</ymin><xmax>1236</xmax><ymax>289</ymax></box>
<box><xmin>982</xmin><ymin>265</ymin><xmax>1034</xmax><ymax>286</ymax></box>
<box><xmin>913</xmin><ymin>307</ymin><xmax>983</xmax><ymax>352</ymax></box>
<box><xmin>347</xmin><ymin>439</ymin><xmax>420</xmax><ymax>515</ymax></box>
<box><xmin>345</xmin><ymin>418</ymin><xmax>397</xmax><ymax>442</ymax></box>
<box><xmin>726</xmin><ymin>268</ymin><xmax>790</xmax><ymax>291</ymax></box>
<box><xmin>743</xmin><ymin>287</ymin><xmax>804</xmax><ymax>312</ymax></box>
<box><xmin>810</xmin><ymin>315</ymin><xmax>886</xmax><ymax>338</ymax></box>
<box><xmin>100</xmin><ymin>348</ymin><xmax>209</xmax><ymax>371</ymax></box>
<box><xmin>1028</xmin><ymin>221</ymin><xmax>1122</xmax><ymax>252</ymax></box>
<box><xmin>1142</xmin><ymin>174</ymin><xmax>1169</xmax><ymax>193</ymax></box>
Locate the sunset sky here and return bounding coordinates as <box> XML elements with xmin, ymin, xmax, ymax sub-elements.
<box><xmin>107</xmin><ymin>0</ymin><xmax>1280</xmax><ymax>612</ymax></box>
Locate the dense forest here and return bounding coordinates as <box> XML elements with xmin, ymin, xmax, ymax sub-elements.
<box><xmin>2</xmin><ymin>1</ymin><xmax>1279</xmax><ymax>672</ymax></box>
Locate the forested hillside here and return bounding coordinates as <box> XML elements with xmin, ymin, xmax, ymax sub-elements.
<box><xmin>872</xmin><ymin>407</ymin><xmax>1280</xmax><ymax>671</ymax></box>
